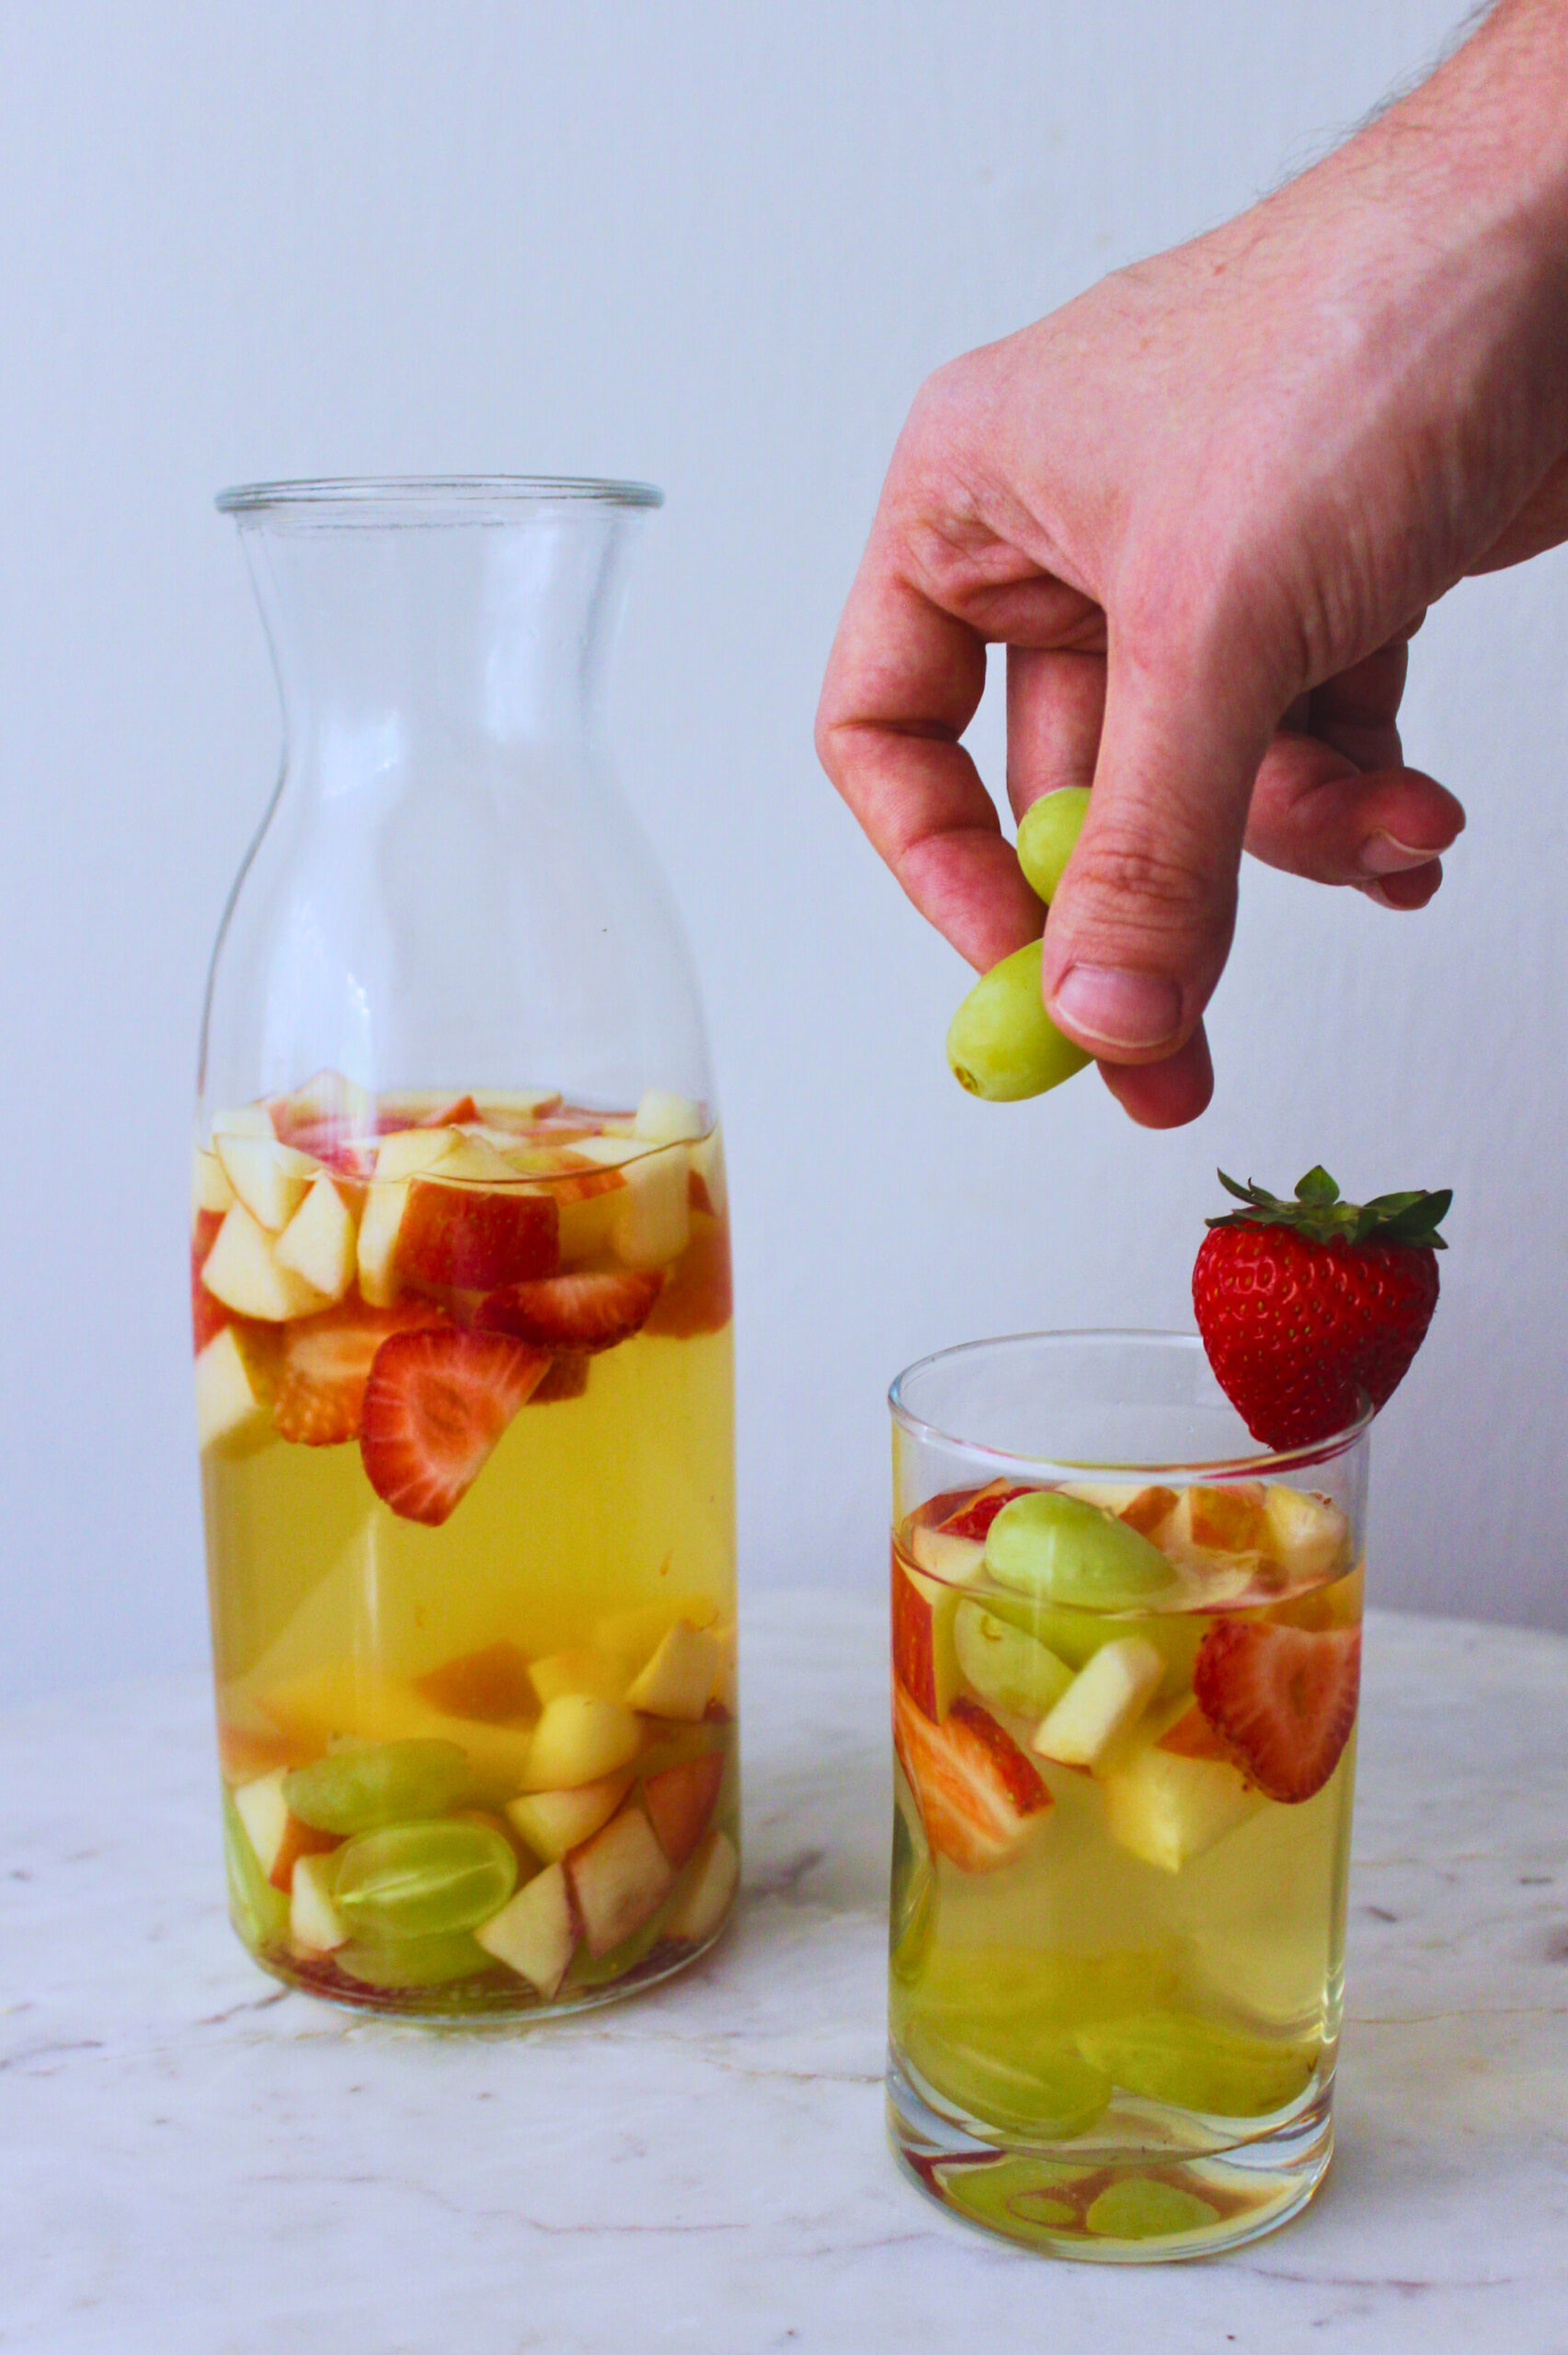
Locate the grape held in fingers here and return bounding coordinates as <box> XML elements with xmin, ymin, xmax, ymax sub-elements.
<box><xmin>946</xmin><ymin>939</ymin><xmax>1093</xmax><ymax>1101</ymax></box>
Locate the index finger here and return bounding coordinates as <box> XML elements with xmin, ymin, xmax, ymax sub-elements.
<box><xmin>815</xmin><ymin>543</ymin><xmax>1043</xmax><ymax>972</ymax></box>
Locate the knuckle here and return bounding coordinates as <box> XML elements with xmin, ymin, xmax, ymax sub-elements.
<box><xmin>1068</xmin><ymin>833</ymin><xmax>1230</xmax><ymax>936</ymax></box>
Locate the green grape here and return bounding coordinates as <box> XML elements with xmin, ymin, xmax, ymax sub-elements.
<box><xmin>222</xmin><ymin>1786</ymin><xmax>289</xmax><ymax>1949</ymax></box>
<box><xmin>977</xmin><ymin>1589</ymin><xmax>1202</xmax><ymax>1692</ymax></box>
<box><xmin>935</xmin><ymin>2157</ymin><xmax>1082</xmax><ymax>2241</ymax></box>
<box><xmin>954</xmin><ymin>1603</ymin><xmax>1074</xmax><ymax>1717</ymax></box>
<box><xmin>946</xmin><ymin>940</ymin><xmax>1093</xmax><ymax>1102</ymax></box>
<box><xmin>1083</xmin><ymin>2177</ymin><xmax>1219</xmax><ymax>2242</ymax></box>
<box><xmin>332</xmin><ymin>1818</ymin><xmax>518</xmax><ymax>1939</ymax></box>
<box><xmin>1016</xmin><ymin>787</ymin><xmax>1090</xmax><ymax>902</ymax></box>
<box><xmin>985</xmin><ymin>1491</ymin><xmax>1178</xmax><ymax>1610</ymax></box>
<box><xmin>1077</xmin><ymin>2012</ymin><xmax>1317</xmax><ymax>2118</ymax></box>
<box><xmin>902</xmin><ymin>2010</ymin><xmax>1110</xmax><ymax>2140</ymax></box>
<box><xmin>283</xmin><ymin>1740</ymin><xmax>474</xmax><ymax>1835</ymax></box>
<box><xmin>334</xmin><ymin>1930</ymin><xmax>492</xmax><ymax>1989</ymax></box>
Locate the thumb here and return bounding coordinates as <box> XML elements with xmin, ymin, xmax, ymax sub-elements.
<box><xmin>1041</xmin><ymin>631</ymin><xmax>1275</xmax><ymax>1064</ymax></box>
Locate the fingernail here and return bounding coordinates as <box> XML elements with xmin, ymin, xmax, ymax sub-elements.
<box><xmin>1361</xmin><ymin>832</ymin><xmax>1437</xmax><ymax>877</ymax></box>
<box><xmin>1050</xmin><ymin>965</ymin><xmax>1183</xmax><ymax>1051</ymax></box>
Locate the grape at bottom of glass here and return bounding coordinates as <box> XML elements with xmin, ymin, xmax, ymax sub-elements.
<box><xmin>887</xmin><ymin>1332</ymin><xmax>1368</xmax><ymax>2261</ymax></box>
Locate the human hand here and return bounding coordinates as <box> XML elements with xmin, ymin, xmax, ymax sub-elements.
<box><xmin>817</xmin><ymin>1</ymin><xmax>1568</xmax><ymax>1125</ymax></box>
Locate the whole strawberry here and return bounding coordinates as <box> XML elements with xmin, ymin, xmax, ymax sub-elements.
<box><xmin>1193</xmin><ymin>1166</ymin><xmax>1449</xmax><ymax>1449</ymax></box>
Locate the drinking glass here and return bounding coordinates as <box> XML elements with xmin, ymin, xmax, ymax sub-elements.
<box><xmin>193</xmin><ymin>478</ymin><xmax>737</xmax><ymax>2017</ymax></box>
<box><xmin>887</xmin><ymin>1332</ymin><xmax>1367</xmax><ymax>2258</ymax></box>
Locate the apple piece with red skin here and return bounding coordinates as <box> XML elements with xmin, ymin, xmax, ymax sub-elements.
<box><xmin>642</xmin><ymin>1752</ymin><xmax>724</xmax><ymax>1868</ymax></box>
<box><xmin>395</xmin><ymin>1177</ymin><xmax>560</xmax><ymax>1295</ymax></box>
<box><xmin>893</xmin><ymin>1687</ymin><xmax>1052</xmax><ymax>1872</ymax></box>
<box><xmin>565</xmin><ymin>1801</ymin><xmax>674</xmax><ymax>1958</ymax></box>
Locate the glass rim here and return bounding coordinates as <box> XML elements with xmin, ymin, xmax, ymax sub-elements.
<box><xmin>888</xmin><ymin>1328</ymin><xmax>1373</xmax><ymax>1479</ymax></box>
<box><xmin>214</xmin><ymin>475</ymin><xmax>665</xmax><ymax>521</ymax></box>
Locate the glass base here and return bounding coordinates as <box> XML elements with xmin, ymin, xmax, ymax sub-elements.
<box><xmin>240</xmin><ymin>1922</ymin><xmax>729</xmax><ymax>2026</ymax></box>
<box><xmin>887</xmin><ymin>2048</ymin><xmax>1333</xmax><ymax>2261</ymax></box>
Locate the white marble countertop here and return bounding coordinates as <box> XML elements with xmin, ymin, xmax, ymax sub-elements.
<box><xmin>3</xmin><ymin>1592</ymin><xmax>1566</xmax><ymax>2354</ymax></box>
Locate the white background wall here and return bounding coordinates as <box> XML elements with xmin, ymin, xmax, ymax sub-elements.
<box><xmin>4</xmin><ymin>0</ymin><xmax>1563</xmax><ymax>1705</ymax></box>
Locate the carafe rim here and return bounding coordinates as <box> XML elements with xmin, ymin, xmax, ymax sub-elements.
<box><xmin>215</xmin><ymin>475</ymin><xmax>664</xmax><ymax>521</ymax></box>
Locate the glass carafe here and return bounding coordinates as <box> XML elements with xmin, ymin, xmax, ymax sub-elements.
<box><xmin>192</xmin><ymin>478</ymin><xmax>737</xmax><ymax>2017</ymax></box>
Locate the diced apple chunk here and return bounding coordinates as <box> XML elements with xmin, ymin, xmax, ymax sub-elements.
<box><xmin>625</xmin><ymin>1621</ymin><xmax>721</xmax><ymax>1720</ymax></box>
<box><xmin>355</xmin><ymin>1182</ymin><xmax>407</xmax><ymax>1306</ymax></box>
<box><xmin>195</xmin><ymin>1323</ymin><xmax>272</xmax><ymax>1453</ymax></box>
<box><xmin>611</xmin><ymin>1146</ymin><xmax>691</xmax><ymax>1269</ymax></box>
<box><xmin>373</xmin><ymin>1126</ymin><xmax>464</xmax><ymax>1182</ymax></box>
<box><xmin>191</xmin><ymin>1145</ymin><xmax>236</xmax><ymax>1219</ymax></box>
<box><xmin>210</xmin><ymin>1104</ymin><xmax>276</xmax><ymax>1141</ymax></box>
<box><xmin>475</xmin><ymin>1860</ymin><xmax>578</xmax><ymax>1997</ymax></box>
<box><xmin>520</xmin><ymin>1696</ymin><xmax>644</xmax><ymax>1792</ymax></box>
<box><xmin>1102</xmin><ymin>1739</ymin><xmax>1265</xmax><ymax>1872</ymax></box>
<box><xmin>666</xmin><ymin>1828</ymin><xmax>738</xmax><ymax>1944</ymax></box>
<box><xmin>631</xmin><ymin>1089</ymin><xmax>705</xmax><ymax>1146</ymax></box>
<box><xmin>1265</xmin><ymin>1486</ymin><xmax>1350</xmax><ymax>1583</ymax></box>
<box><xmin>643</xmin><ymin>1752</ymin><xmax>724</xmax><ymax>1867</ymax></box>
<box><xmin>437</xmin><ymin>1134</ymin><xmax>519</xmax><ymax>1184</ymax></box>
<box><xmin>214</xmin><ymin>1133</ymin><xmax>322</xmax><ymax>1233</ymax></box>
<box><xmin>202</xmin><ymin>1203</ymin><xmax>328</xmax><ymax>1322</ymax></box>
<box><xmin>1033</xmin><ymin>1637</ymin><xmax>1164</xmax><ymax>1771</ymax></box>
<box><xmin>909</xmin><ymin>1525</ymin><xmax>987</xmax><ymax>1584</ymax></box>
<box><xmin>507</xmin><ymin>1773</ymin><xmax>633</xmax><ymax>1864</ymax></box>
<box><xmin>528</xmin><ymin>1649</ymin><xmax>630</xmax><ymax>1706</ymax></box>
<box><xmin>566</xmin><ymin>1802</ymin><xmax>674</xmax><ymax>1958</ymax></box>
<box><xmin>274</xmin><ymin>1174</ymin><xmax>358</xmax><ymax>1304</ymax></box>
<box><xmin>689</xmin><ymin>1129</ymin><xmax>727</xmax><ymax>1219</ymax></box>
<box><xmin>234</xmin><ymin>1767</ymin><xmax>338</xmax><ymax>1890</ymax></box>
<box><xmin>291</xmin><ymin>1851</ymin><xmax>348</xmax><ymax>1952</ymax></box>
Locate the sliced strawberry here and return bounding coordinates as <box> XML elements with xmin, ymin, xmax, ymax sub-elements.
<box><xmin>938</xmin><ymin>1479</ymin><xmax>1036</xmax><ymax>1543</ymax></box>
<box><xmin>396</xmin><ymin>1179</ymin><xmax>559</xmax><ymax>1292</ymax></box>
<box><xmin>1193</xmin><ymin>1620</ymin><xmax>1361</xmax><ymax>1803</ymax></box>
<box><xmin>272</xmin><ymin>1298</ymin><xmax>447</xmax><ymax>1445</ymax></box>
<box><xmin>475</xmin><ymin>1269</ymin><xmax>662</xmax><ymax>1354</ymax></box>
<box><xmin>360</xmin><ymin>1326</ymin><xmax>550</xmax><ymax>1524</ymax></box>
<box><xmin>893</xmin><ymin>1687</ymin><xmax>1051</xmax><ymax>1872</ymax></box>
<box><xmin>527</xmin><ymin>1354</ymin><xmax>590</xmax><ymax>1404</ymax></box>
<box><xmin>191</xmin><ymin>1209</ymin><xmax>227</xmax><ymax>1352</ymax></box>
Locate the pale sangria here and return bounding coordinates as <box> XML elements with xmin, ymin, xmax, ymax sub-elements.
<box><xmin>887</xmin><ymin>1334</ymin><xmax>1368</xmax><ymax>2258</ymax></box>
<box><xmin>193</xmin><ymin>1073</ymin><xmax>738</xmax><ymax>2016</ymax></box>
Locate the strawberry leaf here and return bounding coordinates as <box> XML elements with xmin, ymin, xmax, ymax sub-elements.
<box><xmin>1206</xmin><ymin>1169</ymin><xmax>1451</xmax><ymax>1249</ymax></box>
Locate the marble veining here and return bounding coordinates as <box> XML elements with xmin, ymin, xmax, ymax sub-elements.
<box><xmin>2</xmin><ymin>1596</ymin><xmax>1565</xmax><ymax>2353</ymax></box>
